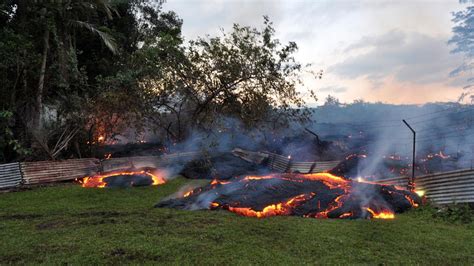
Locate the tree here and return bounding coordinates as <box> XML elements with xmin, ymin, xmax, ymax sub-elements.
<box><xmin>1</xmin><ymin>1</ymin><xmax>318</xmax><ymax>161</ymax></box>
<box><xmin>79</xmin><ymin>0</ymin><xmax>184</xmax><ymax>145</ymax></box>
<box><xmin>146</xmin><ymin>17</ymin><xmax>318</xmax><ymax>141</ymax></box>
<box><xmin>0</xmin><ymin>0</ymin><xmax>183</xmax><ymax>160</ymax></box>
<box><xmin>449</xmin><ymin>4</ymin><xmax>474</xmax><ymax>103</ymax></box>
<box><xmin>324</xmin><ymin>95</ymin><xmax>341</xmax><ymax>107</ymax></box>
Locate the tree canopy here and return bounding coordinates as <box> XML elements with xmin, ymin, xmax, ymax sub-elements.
<box><xmin>0</xmin><ymin>0</ymin><xmax>317</xmax><ymax>162</ymax></box>
<box><xmin>449</xmin><ymin>4</ymin><xmax>474</xmax><ymax>102</ymax></box>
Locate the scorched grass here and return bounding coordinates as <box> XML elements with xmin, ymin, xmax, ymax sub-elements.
<box><xmin>0</xmin><ymin>177</ymin><xmax>473</xmax><ymax>264</ymax></box>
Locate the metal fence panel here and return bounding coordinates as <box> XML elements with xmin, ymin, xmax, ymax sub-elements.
<box><xmin>101</xmin><ymin>157</ymin><xmax>134</xmax><ymax>172</ymax></box>
<box><xmin>101</xmin><ymin>153</ymin><xmax>202</xmax><ymax>172</ymax></box>
<box><xmin>310</xmin><ymin>161</ymin><xmax>341</xmax><ymax>173</ymax></box>
<box><xmin>375</xmin><ymin>169</ymin><xmax>474</xmax><ymax>204</ymax></box>
<box><xmin>264</xmin><ymin>152</ymin><xmax>340</xmax><ymax>173</ymax></box>
<box><xmin>21</xmin><ymin>158</ymin><xmax>100</xmax><ymax>185</ymax></box>
<box><xmin>0</xmin><ymin>162</ymin><xmax>22</xmax><ymax>189</ymax></box>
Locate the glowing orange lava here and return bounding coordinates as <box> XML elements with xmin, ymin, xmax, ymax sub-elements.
<box><xmin>201</xmin><ymin>172</ymin><xmax>417</xmax><ymax>219</ymax></box>
<box><xmin>80</xmin><ymin>170</ymin><xmax>166</xmax><ymax>188</ymax></box>
<box><xmin>226</xmin><ymin>194</ymin><xmax>313</xmax><ymax>218</ymax></box>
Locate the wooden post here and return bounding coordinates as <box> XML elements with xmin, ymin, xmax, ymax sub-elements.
<box><xmin>309</xmin><ymin>162</ymin><xmax>317</xmax><ymax>173</ymax></box>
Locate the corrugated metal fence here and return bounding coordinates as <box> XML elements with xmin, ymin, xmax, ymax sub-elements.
<box><xmin>375</xmin><ymin>169</ymin><xmax>474</xmax><ymax>204</ymax></box>
<box><xmin>101</xmin><ymin>152</ymin><xmax>201</xmax><ymax>172</ymax></box>
<box><xmin>0</xmin><ymin>163</ymin><xmax>22</xmax><ymax>189</ymax></box>
<box><xmin>265</xmin><ymin>152</ymin><xmax>341</xmax><ymax>174</ymax></box>
<box><xmin>21</xmin><ymin>159</ymin><xmax>100</xmax><ymax>185</ymax></box>
<box><xmin>0</xmin><ymin>152</ymin><xmax>202</xmax><ymax>190</ymax></box>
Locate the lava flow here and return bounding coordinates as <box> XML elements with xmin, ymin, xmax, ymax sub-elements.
<box><xmin>156</xmin><ymin>172</ymin><xmax>421</xmax><ymax>219</ymax></box>
<box><xmin>79</xmin><ymin>169</ymin><xmax>166</xmax><ymax>188</ymax></box>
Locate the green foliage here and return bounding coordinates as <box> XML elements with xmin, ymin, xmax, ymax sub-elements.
<box><xmin>408</xmin><ymin>202</ymin><xmax>473</xmax><ymax>224</ymax></box>
<box><xmin>147</xmin><ymin>17</ymin><xmax>319</xmax><ymax>141</ymax></box>
<box><xmin>449</xmin><ymin>5</ymin><xmax>474</xmax><ymax>102</ymax></box>
<box><xmin>0</xmin><ymin>110</ymin><xmax>29</xmax><ymax>162</ymax></box>
<box><xmin>1</xmin><ymin>0</ymin><xmax>318</xmax><ymax>160</ymax></box>
<box><xmin>433</xmin><ymin>203</ymin><xmax>473</xmax><ymax>224</ymax></box>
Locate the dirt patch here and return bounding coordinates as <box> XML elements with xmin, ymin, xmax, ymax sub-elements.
<box><xmin>36</xmin><ymin>219</ymin><xmax>72</xmax><ymax>230</ymax></box>
<box><xmin>0</xmin><ymin>213</ymin><xmax>43</xmax><ymax>220</ymax></box>
<box><xmin>74</xmin><ymin>211</ymin><xmax>124</xmax><ymax>218</ymax></box>
<box><xmin>108</xmin><ymin>248</ymin><xmax>162</xmax><ymax>262</ymax></box>
<box><xmin>33</xmin><ymin>243</ymin><xmax>77</xmax><ymax>253</ymax></box>
<box><xmin>0</xmin><ymin>254</ymin><xmax>24</xmax><ymax>264</ymax></box>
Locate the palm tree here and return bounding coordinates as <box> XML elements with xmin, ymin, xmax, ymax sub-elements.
<box><xmin>34</xmin><ymin>0</ymin><xmax>119</xmax><ymax>130</ymax></box>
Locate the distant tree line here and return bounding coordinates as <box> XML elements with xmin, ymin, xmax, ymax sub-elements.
<box><xmin>0</xmin><ymin>0</ymin><xmax>318</xmax><ymax>162</ymax></box>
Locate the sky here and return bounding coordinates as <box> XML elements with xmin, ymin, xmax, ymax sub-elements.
<box><xmin>163</xmin><ymin>0</ymin><xmax>472</xmax><ymax>105</ymax></box>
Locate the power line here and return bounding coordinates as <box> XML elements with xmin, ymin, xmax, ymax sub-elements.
<box><xmin>315</xmin><ymin>106</ymin><xmax>474</xmax><ymax>132</ymax></box>
<box><xmin>332</xmin><ymin>105</ymin><xmax>472</xmax><ymax>126</ymax></box>
<box><xmin>408</xmin><ymin>108</ymin><xmax>474</xmax><ymax>125</ymax></box>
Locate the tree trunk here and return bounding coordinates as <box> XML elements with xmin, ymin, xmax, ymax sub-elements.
<box><xmin>35</xmin><ymin>24</ymin><xmax>50</xmax><ymax>130</ymax></box>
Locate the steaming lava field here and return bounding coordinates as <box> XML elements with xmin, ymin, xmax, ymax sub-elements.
<box><xmin>157</xmin><ymin>173</ymin><xmax>421</xmax><ymax>219</ymax></box>
<box><xmin>1</xmin><ymin>177</ymin><xmax>473</xmax><ymax>264</ymax></box>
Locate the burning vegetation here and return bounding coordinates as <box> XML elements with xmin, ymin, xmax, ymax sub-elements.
<box><xmin>79</xmin><ymin>169</ymin><xmax>166</xmax><ymax>188</ymax></box>
<box><xmin>156</xmin><ymin>172</ymin><xmax>421</xmax><ymax>219</ymax></box>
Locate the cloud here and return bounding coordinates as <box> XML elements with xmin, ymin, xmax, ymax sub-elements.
<box><xmin>329</xmin><ymin>30</ymin><xmax>464</xmax><ymax>86</ymax></box>
<box><xmin>163</xmin><ymin>0</ymin><xmax>284</xmax><ymax>41</ymax></box>
<box><xmin>319</xmin><ymin>86</ymin><xmax>347</xmax><ymax>93</ymax></box>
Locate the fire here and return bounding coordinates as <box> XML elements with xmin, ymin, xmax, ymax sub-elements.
<box><xmin>415</xmin><ymin>190</ymin><xmax>425</xmax><ymax>197</ymax></box>
<box><xmin>80</xmin><ymin>170</ymin><xmax>166</xmax><ymax>188</ymax></box>
<box><xmin>437</xmin><ymin>151</ymin><xmax>450</xmax><ymax>159</ymax></box>
<box><xmin>366</xmin><ymin>208</ymin><xmax>395</xmax><ymax>219</ymax></box>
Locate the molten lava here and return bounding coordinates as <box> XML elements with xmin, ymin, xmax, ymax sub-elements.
<box><xmin>156</xmin><ymin>172</ymin><xmax>421</xmax><ymax>219</ymax></box>
<box><xmin>80</xmin><ymin>170</ymin><xmax>166</xmax><ymax>188</ymax></box>
<box><xmin>224</xmin><ymin>193</ymin><xmax>314</xmax><ymax>218</ymax></box>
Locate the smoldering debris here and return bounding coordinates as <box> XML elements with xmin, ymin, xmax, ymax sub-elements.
<box><xmin>156</xmin><ymin>173</ymin><xmax>421</xmax><ymax>219</ymax></box>
<box><xmin>179</xmin><ymin>152</ymin><xmax>269</xmax><ymax>180</ymax></box>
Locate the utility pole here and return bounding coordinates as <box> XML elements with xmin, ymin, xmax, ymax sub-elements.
<box><xmin>403</xmin><ymin>119</ymin><xmax>416</xmax><ymax>191</ymax></box>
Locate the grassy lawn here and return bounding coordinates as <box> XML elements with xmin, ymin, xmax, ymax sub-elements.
<box><xmin>0</xmin><ymin>177</ymin><xmax>473</xmax><ymax>265</ymax></box>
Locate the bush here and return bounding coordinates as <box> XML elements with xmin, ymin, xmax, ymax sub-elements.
<box><xmin>433</xmin><ymin>203</ymin><xmax>473</xmax><ymax>224</ymax></box>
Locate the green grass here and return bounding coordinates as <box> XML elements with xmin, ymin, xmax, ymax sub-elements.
<box><xmin>1</xmin><ymin>178</ymin><xmax>473</xmax><ymax>265</ymax></box>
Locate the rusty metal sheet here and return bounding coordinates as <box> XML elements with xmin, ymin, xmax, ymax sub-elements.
<box><xmin>0</xmin><ymin>162</ymin><xmax>22</xmax><ymax>189</ymax></box>
<box><xmin>101</xmin><ymin>157</ymin><xmax>133</xmax><ymax>172</ymax></box>
<box><xmin>100</xmin><ymin>153</ymin><xmax>202</xmax><ymax>172</ymax></box>
<box><xmin>101</xmin><ymin>156</ymin><xmax>162</xmax><ymax>172</ymax></box>
<box><xmin>21</xmin><ymin>158</ymin><xmax>100</xmax><ymax>185</ymax></box>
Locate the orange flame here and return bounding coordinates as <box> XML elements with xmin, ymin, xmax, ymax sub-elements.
<box><xmin>80</xmin><ymin>170</ymin><xmax>166</xmax><ymax>188</ymax></box>
<box><xmin>365</xmin><ymin>208</ymin><xmax>395</xmax><ymax>219</ymax></box>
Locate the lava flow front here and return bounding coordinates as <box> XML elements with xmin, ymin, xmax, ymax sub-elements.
<box><xmin>79</xmin><ymin>169</ymin><xmax>166</xmax><ymax>188</ymax></box>
<box><xmin>156</xmin><ymin>172</ymin><xmax>421</xmax><ymax>219</ymax></box>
